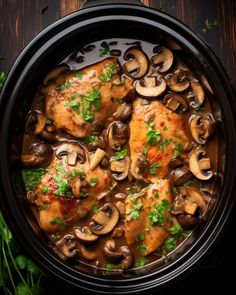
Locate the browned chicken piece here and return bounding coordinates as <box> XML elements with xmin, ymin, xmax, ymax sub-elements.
<box><xmin>129</xmin><ymin>98</ymin><xmax>189</xmax><ymax>182</ymax></box>
<box><xmin>45</xmin><ymin>58</ymin><xmax>134</xmax><ymax>138</ymax></box>
<box><xmin>124</xmin><ymin>179</ymin><xmax>173</xmax><ymax>256</ymax></box>
<box><xmin>35</xmin><ymin>155</ymin><xmax>111</xmax><ymax>233</ymax></box>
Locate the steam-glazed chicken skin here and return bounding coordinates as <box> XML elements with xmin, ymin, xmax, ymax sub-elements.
<box><xmin>35</xmin><ymin>153</ymin><xmax>111</xmax><ymax>233</ymax></box>
<box><xmin>125</xmin><ymin>180</ymin><xmax>173</xmax><ymax>255</ymax></box>
<box><xmin>130</xmin><ymin>98</ymin><xmax>189</xmax><ymax>182</ymax></box>
<box><xmin>45</xmin><ymin>58</ymin><xmax>134</xmax><ymax>138</ymax></box>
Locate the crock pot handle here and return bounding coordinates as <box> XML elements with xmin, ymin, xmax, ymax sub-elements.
<box><xmin>82</xmin><ymin>0</ymin><xmax>142</xmax><ymax>9</ymax></box>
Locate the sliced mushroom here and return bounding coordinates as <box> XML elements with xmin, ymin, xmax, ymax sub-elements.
<box><xmin>152</xmin><ymin>47</ymin><xmax>174</xmax><ymax>72</ymax></box>
<box><xmin>110</xmin><ymin>156</ymin><xmax>130</xmax><ymax>181</ymax></box>
<box><xmin>187</xmin><ymin>81</ymin><xmax>205</xmax><ymax>108</ymax></box>
<box><xmin>124</xmin><ymin>48</ymin><xmax>148</xmax><ymax>78</ymax></box>
<box><xmin>189</xmin><ymin>113</ymin><xmax>215</xmax><ymax>144</ymax></box>
<box><xmin>103</xmin><ymin>239</ymin><xmax>123</xmax><ymax>262</ymax></box>
<box><xmin>112</xmin><ymin>226</ymin><xmax>124</xmax><ymax>238</ymax></box>
<box><xmin>176</xmin><ymin>213</ymin><xmax>198</xmax><ymax>230</ymax></box>
<box><xmin>77</xmin><ymin>207</ymin><xmax>89</xmax><ymax>219</ymax></box>
<box><xmin>120</xmin><ymin>246</ymin><xmax>133</xmax><ymax>270</ymax></box>
<box><xmin>189</xmin><ymin>148</ymin><xmax>213</xmax><ymax>180</ymax></box>
<box><xmin>97</xmin><ymin>190</ymin><xmax>111</xmax><ymax>201</ymax></box>
<box><xmin>163</xmin><ymin>93</ymin><xmax>188</xmax><ymax>112</ymax></box>
<box><xmin>74</xmin><ymin>226</ymin><xmax>99</xmax><ymax>243</ymax></box>
<box><xmin>135</xmin><ymin>76</ymin><xmax>167</xmax><ymax>98</ymax></box>
<box><xmin>113</xmin><ymin>103</ymin><xmax>132</xmax><ymax>121</ymax></box>
<box><xmin>184</xmin><ymin>187</ymin><xmax>207</xmax><ymax>215</ymax></box>
<box><xmin>25</xmin><ymin>111</ymin><xmax>46</xmax><ymax>135</ymax></box>
<box><xmin>90</xmin><ymin>203</ymin><xmax>119</xmax><ymax>235</ymax></box>
<box><xmin>56</xmin><ymin>234</ymin><xmax>77</xmax><ymax>258</ymax></box>
<box><xmin>90</xmin><ymin>148</ymin><xmax>106</xmax><ymax>170</ymax></box>
<box><xmin>56</xmin><ymin>143</ymin><xmax>85</xmax><ymax>166</ymax></box>
<box><xmin>43</xmin><ymin>65</ymin><xmax>70</xmax><ymax>85</ymax></box>
<box><xmin>166</xmin><ymin>72</ymin><xmax>190</xmax><ymax>92</ymax></box>
<box><xmin>71</xmin><ymin>177</ymin><xmax>81</xmax><ymax>198</ymax></box>
<box><xmin>80</xmin><ymin>244</ymin><xmax>98</xmax><ymax>261</ymax></box>
<box><xmin>115</xmin><ymin>201</ymin><xmax>125</xmax><ymax>216</ymax></box>
<box><xmin>86</xmin><ymin>137</ymin><xmax>106</xmax><ymax>152</ymax></box>
<box><xmin>108</xmin><ymin>121</ymin><xmax>129</xmax><ymax>150</ymax></box>
<box><xmin>130</xmin><ymin>153</ymin><xmax>149</xmax><ymax>180</ymax></box>
<box><xmin>170</xmin><ymin>166</ymin><xmax>192</xmax><ymax>185</ymax></box>
<box><xmin>21</xmin><ymin>142</ymin><xmax>53</xmax><ymax>168</ymax></box>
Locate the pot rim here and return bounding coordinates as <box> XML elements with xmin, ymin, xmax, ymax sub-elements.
<box><xmin>0</xmin><ymin>4</ymin><xmax>236</xmax><ymax>293</ymax></box>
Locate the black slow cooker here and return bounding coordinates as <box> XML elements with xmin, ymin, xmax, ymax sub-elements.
<box><xmin>0</xmin><ymin>1</ymin><xmax>236</xmax><ymax>293</ymax></box>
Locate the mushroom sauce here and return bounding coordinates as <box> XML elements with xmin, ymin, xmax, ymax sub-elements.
<box><xmin>21</xmin><ymin>39</ymin><xmax>220</xmax><ymax>273</ymax></box>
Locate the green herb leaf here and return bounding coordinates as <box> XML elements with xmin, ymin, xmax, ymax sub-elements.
<box><xmin>0</xmin><ymin>71</ymin><xmax>6</xmax><ymax>91</ymax></box>
<box><xmin>73</xmin><ymin>70</ymin><xmax>83</xmax><ymax>80</ymax></box>
<box><xmin>66</xmin><ymin>100</ymin><xmax>80</xmax><ymax>114</ymax></box>
<box><xmin>149</xmin><ymin>162</ymin><xmax>162</xmax><ymax>175</ymax></box>
<box><xmin>41</xmin><ymin>186</ymin><xmax>49</xmax><ymax>194</ymax></box>
<box><xmin>50</xmin><ymin>218</ymin><xmax>62</xmax><ymax>224</ymax></box>
<box><xmin>39</xmin><ymin>204</ymin><xmax>51</xmax><ymax>210</ymax></box>
<box><xmin>90</xmin><ymin>177</ymin><xmax>98</xmax><ymax>187</ymax></box>
<box><xmin>15</xmin><ymin>255</ymin><xmax>28</xmax><ymax>270</ymax></box>
<box><xmin>99</xmin><ymin>64</ymin><xmax>117</xmax><ymax>83</ymax></box>
<box><xmin>169</xmin><ymin>223</ymin><xmax>182</xmax><ymax>236</ymax></box>
<box><xmin>162</xmin><ymin>237</ymin><xmax>177</xmax><ymax>255</ymax></box>
<box><xmin>21</xmin><ymin>168</ymin><xmax>48</xmax><ymax>191</ymax></box>
<box><xmin>104</xmin><ymin>263</ymin><xmax>115</xmax><ymax>270</ymax></box>
<box><xmin>54</xmin><ymin>175</ymin><xmax>70</xmax><ymax>195</ymax></box>
<box><xmin>139</xmin><ymin>244</ymin><xmax>148</xmax><ymax>254</ymax></box>
<box><xmin>127</xmin><ymin>203</ymin><xmax>142</xmax><ymax>220</ymax></box>
<box><xmin>184</xmin><ymin>178</ymin><xmax>199</xmax><ymax>186</ymax></box>
<box><xmin>135</xmin><ymin>257</ymin><xmax>147</xmax><ymax>268</ymax></box>
<box><xmin>99</xmin><ymin>41</ymin><xmax>110</xmax><ymax>56</ymax></box>
<box><xmin>149</xmin><ymin>199</ymin><xmax>171</xmax><ymax>226</ymax></box>
<box><xmin>146</xmin><ymin>123</ymin><xmax>161</xmax><ymax>146</ymax></box>
<box><xmin>56</xmin><ymin>80</ymin><xmax>73</xmax><ymax>92</ymax></box>
<box><xmin>91</xmin><ymin>204</ymin><xmax>99</xmax><ymax>214</ymax></box>
<box><xmin>111</xmin><ymin>148</ymin><xmax>128</xmax><ymax>161</ymax></box>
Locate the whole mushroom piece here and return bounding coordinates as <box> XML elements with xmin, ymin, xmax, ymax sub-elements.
<box><xmin>56</xmin><ymin>142</ymin><xmax>86</xmax><ymax>166</ymax></box>
<box><xmin>189</xmin><ymin>113</ymin><xmax>215</xmax><ymax>144</ymax></box>
<box><xmin>124</xmin><ymin>48</ymin><xmax>149</xmax><ymax>78</ymax></box>
<box><xmin>152</xmin><ymin>46</ymin><xmax>174</xmax><ymax>72</ymax></box>
<box><xmin>90</xmin><ymin>203</ymin><xmax>119</xmax><ymax>235</ymax></box>
<box><xmin>130</xmin><ymin>153</ymin><xmax>149</xmax><ymax>181</ymax></box>
<box><xmin>135</xmin><ymin>76</ymin><xmax>167</xmax><ymax>98</ymax></box>
<box><xmin>56</xmin><ymin>234</ymin><xmax>78</xmax><ymax>259</ymax></box>
<box><xmin>163</xmin><ymin>93</ymin><xmax>188</xmax><ymax>112</ymax></box>
<box><xmin>110</xmin><ymin>156</ymin><xmax>130</xmax><ymax>181</ymax></box>
<box><xmin>25</xmin><ymin>111</ymin><xmax>46</xmax><ymax>135</ymax></box>
<box><xmin>165</xmin><ymin>71</ymin><xmax>190</xmax><ymax>92</ymax></box>
<box><xmin>187</xmin><ymin>81</ymin><xmax>205</xmax><ymax>108</ymax></box>
<box><xmin>21</xmin><ymin>142</ymin><xmax>53</xmax><ymax>168</ymax></box>
<box><xmin>108</xmin><ymin>121</ymin><xmax>129</xmax><ymax>151</ymax></box>
<box><xmin>189</xmin><ymin>148</ymin><xmax>213</xmax><ymax>180</ymax></box>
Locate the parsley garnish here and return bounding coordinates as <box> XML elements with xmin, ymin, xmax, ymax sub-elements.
<box><xmin>56</xmin><ymin>164</ymin><xmax>67</xmax><ymax>176</ymax></box>
<box><xmin>73</xmin><ymin>70</ymin><xmax>83</xmax><ymax>79</ymax></box>
<box><xmin>21</xmin><ymin>168</ymin><xmax>48</xmax><ymax>191</ymax></box>
<box><xmin>146</xmin><ymin>123</ymin><xmax>161</xmax><ymax>146</ymax></box>
<box><xmin>81</xmin><ymin>88</ymin><xmax>101</xmax><ymax>122</ymax></box>
<box><xmin>56</xmin><ymin>80</ymin><xmax>73</xmax><ymax>92</ymax></box>
<box><xmin>99</xmin><ymin>41</ymin><xmax>110</xmax><ymax>56</ymax></box>
<box><xmin>184</xmin><ymin>178</ymin><xmax>199</xmax><ymax>186</ymax></box>
<box><xmin>66</xmin><ymin>100</ymin><xmax>80</xmax><ymax>114</ymax></box>
<box><xmin>41</xmin><ymin>186</ymin><xmax>49</xmax><ymax>194</ymax></box>
<box><xmin>90</xmin><ymin>177</ymin><xmax>98</xmax><ymax>187</ymax></box>
<box><xmin>104</xmin><ymin>263</ymin><xmax>115</xmax><ymax>270</ymax></box>
<box><xmin>50</xmin><ymin>218</ymin><xmax>62</xmax><ymax>224</ymax></box>
<box><xmin>111</xmin><ymin>148</ymin><xmax>128</xmax><ymax>161</ymax></box>
<box><xmin>68</xmin><ymin>168</ymin><xmax>85</xmax><ymax>180</ymax></box>
<box><xmin>149</xmin><ymin>199</ymin><xmax>171</xmax><ymax>226</ymax></box>
<box><xmin>169</xmin><ymin>223</ymin><xmax>182</xmax><ymax>236</ymax></box>
<box><xmin>91</xmin><ymin>204</ymin><xmax>99</xmax><ymax>214</ymax></box>
<box><xmin>53</xmin><ymin>175</ymin><xmax>70</xmax><ymax>195</ymax></box>
<box><xmin>140</xmin><ymin>244</ymin><xmax>149</xmax><ymax>254</ymax></box>
<box><xmin>127</xmin><ymin>203</ymin><xmax>143</xmax><ymax>220</ymax></box>
<box><xmin>149</xmin><ymin>162</ymin><xmax>162</xmax><ymax>175</ymax></box>
<box><xmin>99</xmin><ymin>64</ymin><xmax>117</xmax><ymax>83</ymax></box>
<box><xmin>162</xmin><ymin>237</ymin><xmax>177</xmax><ymax>255</ymax></box>
<box><xmin>39</xmin><ymin>204</ymin><xmax>51</xmax><ymax>210</ymax></box>
<box><xmin>135</xmin><ymin>257</ymin><xmax>147</xmax><ymax>268</ymax></box>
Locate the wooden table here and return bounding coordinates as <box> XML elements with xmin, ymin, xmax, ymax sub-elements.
<box><xmin>0</xmin><ymin>0</ymin><xmax>235</xmax><ymax>293</ymax></box>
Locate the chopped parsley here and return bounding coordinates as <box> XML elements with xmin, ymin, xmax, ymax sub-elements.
<box><xmin>127</xmin><ymin>203</ymin><xmax>143</xmax><ymax>220</ymax></box>
<box><xmin>56</xmin><ymin>164</ymin><xmax>67</xmax><ymax>175</ymax></box>
<box><xmin>68</xmin><ymin>168</ymin><xmax>85</xmax><ymax>180</ymax></box>
<box><xmin>149</xmin><ymin>199</ymin><xmax>171</xmax><ymax>226</ymax></box>
<box><xmin>111</xmin><ymin>148</ymin><xmax>128</xmax><ymax>161</ymax></box>
<box><xmin>149</xmin><ymin>162</ymin><xmax>162</xmax><ymax>175</ymax></box>
<box><xmin>162</xmin><ymin>237</ymin><xmax>177</xmax><ymax>255</ymax></box>
<box><xmin>41</xmin><ymin>186</ymin><xmax>49</xmax><ymax>194</ymax></box>
<box><xmin>21</xmin><ymin>168</ymin><xmax>48</xmax><ymax>191</ymax></box>
<box><xmin>53</xmin><ymin>175</ymin><xmax>70</xmax><ymax>196</ymax></box>
<box><xmin>135</xmin><ymin>257</ymin><xmax>147</xmax><ymax>268</ymax></box>
<box><xmin>139</xmin><ymin>233</ymin><xmax>145</xmax><ymax>241</ymax></box>
<box><xmin>104</xmin><ymin>263</ymin><xmax>115</xmax><ymax>270</ymax></box>
<box><xmin>71</xmin><ymin>93</ymin><xmax>78</xmax><ymax>100</ymax></box>
<box><xmin>81</xmin><ymin>88</ymin><xmax>101</xmax><ymax>122</ymax></box>
<box><xmin>46</xmin><ymin>118</ymin><xmax>52</xmax><ymax>124</ymax></box>
<box><xmin>90</xmin><ymin>177</ymin><xmax>98</xmax><ymax>187</ymax></box>
<box><xmin>73</xmin><ymin>70</ymin><xmax>83</xmax><ymax>79</ymax></box>
<box><xmin>146</xmin><ymin>123</ymin><xmax>161</xmax><ymax>146</ymax></box>
<box><xmin>169</xmin><ymin>223</ymin><xmax>182</xmax><ymax>236</ymax></box>
<box><xmin>91</xmin><ymin>204</ymin><xmax>99</xmax><ymax>214</ymax></box>
<box><xmin>143</xmin><ymin>145</ymin><xmax>149</xmax><ymax>155</ymax></box>
<box><xmin>66</xmin><ymin>100</ymin><xmax>80</xmax><ymax>114</ymax></box>
<box><xmin>184</xmin><ymin>178</ymin><xmax>199</xmax><ymax>186</ymax></box>
<box><xmin>50</xmin><ymin>218</ymin><xmax>63</xmax><ymax>224</ymax></box>
<box><xmin>56</xmin><ymin>80</ymin><xmax>73</xmax><ymax>92</ymax></box>
<box><xmin>99</xmin><ymin>41</ymin><xmax>110</xmax><ymax>56</ymax></box>
<box><xmin>0</xmin><ymin>71</ymin><xmax>6</xmax><ymax>90</ymax></box>
<box><xmin>140</xmin><ymin>244</ymin><xmax>149</xmax><ymax>254</ymax></box>
<box><xmin>100</xmin><ymin>64</ymin><xmax>117</xmax><ymax>83</ymax></box>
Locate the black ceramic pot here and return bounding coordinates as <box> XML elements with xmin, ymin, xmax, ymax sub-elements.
<box><xmin>0</xmin><ymin>1</ymin><xmax>236</xmax><ymax>293</ymax></box>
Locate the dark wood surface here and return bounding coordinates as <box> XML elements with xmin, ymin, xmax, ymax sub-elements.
<box><xmin>0</xmin><ymin>0</ymin><xmax>235</xmax><ymax>293</ymax></box>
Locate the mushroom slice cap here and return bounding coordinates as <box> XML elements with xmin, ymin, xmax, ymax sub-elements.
<box><xmin>189</xmin><ymin>113</ymin><xmax>215</xmax><ymax>144</ymax></box>
<box><xmin>152</xmin><ymin>47</ymin><xmax>174</xmax><ymax>72</ymax></box>
<box><xmin>189</xmin><ymin>148</ymin><xmax>213</xmax><ymax>180</ymax></box>
<box><xmin>187</xmin><ymin>81</ymin><xmax>205</xmax><ymax>108</ymax></box>
<box><xmin>80</xmin><ymin>244</ymin><xmax>98</xmax><ymax>261</ymax></box>
<box><xmin>56</xmin><ymin>234</ymin><xmax>77</xmax><ymax>258</ymax></box>
<box><xmin>74</xmin><ymin>226</ymin><xmax>99</xmax><ymax>243</ymax></box>
<box><xmin>163</xmin><ymin>93</ymin><xmax>188</xmax><ymax>112</ymax></box>
<box><xmin>90</xmin><ymin>203</ymin><xmax>119</xmax><ymax>235</ymax></box>
<box><xmin>120</xmin><ymin>246</ymin><xmax>133</xmax><ymax>270</ymax></box>
<box><xmin>108</xmin><ymin>121</ymin><xmax>129</xmax><ymax>151</ymax></box>
<box><xmin>130</xmin><ymin>152</ymin><xmax>149</xmax><ymax>180</ymax></box>
<box><xmin>111</xmin><ymin>156</ymin><xmax>131</xmax><ymax>181</ymax></box>
<box><xmin>184</xmin><ymin>187</ymin><xmax>207</xmax><ymax>215</ymax></box>
<box><xmin>25</xmin><ymin>111</ymin><xmax>46</xmax><ymax>135</ymax></box>
<box><xmin>103</xmin><ymin>239</ymin><xmax>123</xmax><ymax>262</ymax></box>
<box><xmin>166</xmin><ymin>72</ymin><xmax>190</xmax><ymax>92</ymax></box>
<box><xmin>55</xmin><ymin>142</ymin><xmax>85</xmax><ymax>166</ymax></box>
<box><xmin>170</xmin><ymin>166</ymin><xmax>192</xmax><ymax>185</ymax></box>
<box><xmin>124</xmin><ymin>48</ymin><xmax>149</xmax><ymax>78</ymax></box>
<box><xmin>135</xmin><ymin>77</ymin><xmax>167</xmax><ymax>98</ymax></box>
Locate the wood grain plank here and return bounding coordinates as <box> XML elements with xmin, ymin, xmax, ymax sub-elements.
<box><xmin>59</xmin><ymin>0</ymin><xmax>84</xmax><ymax>17</ymax></box>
